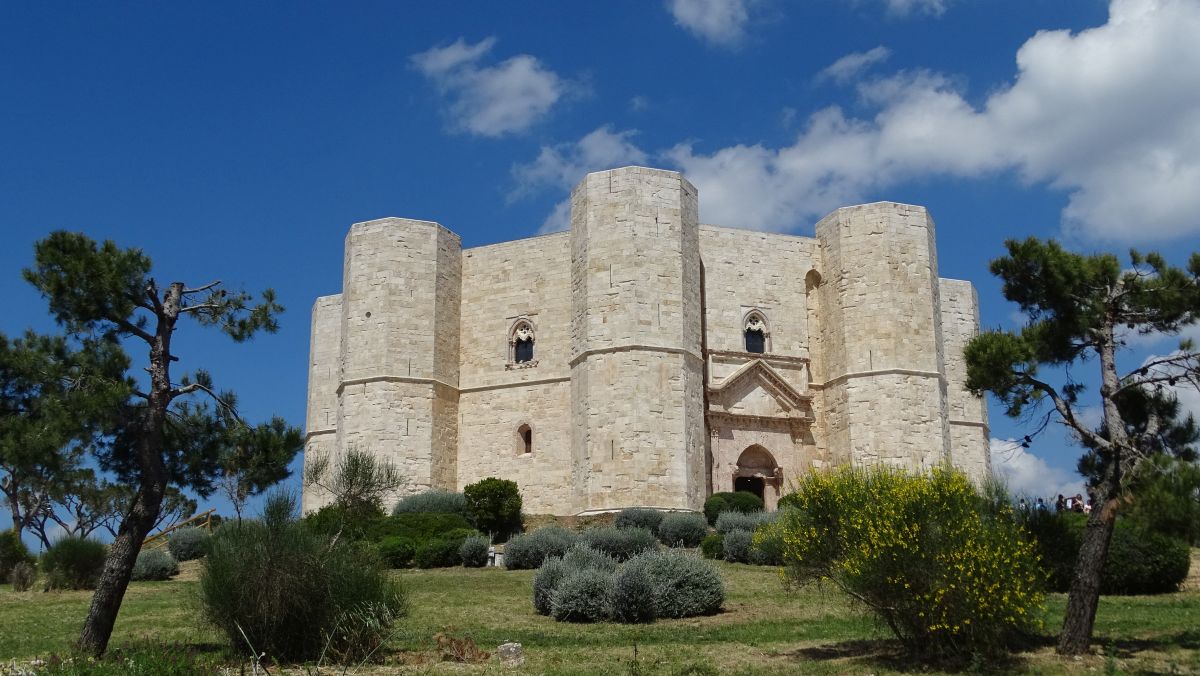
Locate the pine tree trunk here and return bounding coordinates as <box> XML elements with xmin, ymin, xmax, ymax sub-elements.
<box><xmin>75</xmin><ymin>474</ymin><xmax>165</xmax><ymax>656</ymax></box>
<box><xmin>1057</xmin><ymin>494</ymin><xmax>1118</xmax><ymax>655</ymax></box>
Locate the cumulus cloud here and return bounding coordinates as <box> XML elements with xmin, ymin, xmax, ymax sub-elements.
<box><xmin>990</xmin><ymin>438</ymin><xmax>1086</xmax><ymax>501</ymax></box>
<box><xmin>510</xmin><ymin>126</ymin><xmax>651</xmax><ymax>233</ymax></box>
<box><xmin>818</xmin><ymin>46</ymin><xmax>892</xmax><ymax>84</ymax></box>
<box><xmin>666</xmin><ymin>0</ymin><xmax>1200</xmax><ymax>240</ymax></box>
<box><xmin>411</xmin><ymin>37</ymin><xmax>570</xmax><ymax>137</ymax></box>
<box><xmin>666</xmin><ymin>0</ymin><xmax>760</xmax><ymax>47</ymax></box>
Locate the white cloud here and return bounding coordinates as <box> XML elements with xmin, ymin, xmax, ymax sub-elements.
<box><xmin>666</xmin><ymin>0</ymin><xmax>759</xmax><ymax>47</ymax></box>
<box><xmin>990</xmin><ymin>438</ymin><xmax>1085</xmax><ymax>501</ymax></box>
<box><xmin>510</xmin><ymin>127</ymin><xmax>651</xmax><ymax>233</ymax></box>
<box><xmin>882</xmin><ymin>0</ymin><xmax>951</xmax><ymax>16</ymax></box>
<box><xmin>818</xmin><ymin>46</ymin><xmax>892</xmax><ymax>84</ymax></box>
<box><xmin>630</xmin><ymin>95</ymin><xmax>651</xmax><ymax>112</ymax></box>
<box><xmin>665</xmin><ymin>0</ymin><xmax>1200</xmax><ymax>240</ymax></box>
<box><xmin>411</xmin><ymin>37</ymin><xmax>569</xmax><ymax>137</ymax></box>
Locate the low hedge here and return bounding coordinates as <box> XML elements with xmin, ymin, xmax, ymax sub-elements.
<box><xmin>42</xmin><ymin>537</ymin><xmax>107</xmax><ymax>590</ymax></box>
<box><xmin>614</xmin><ymin>508</ymin><xmax>665</xmax><ymax>532</ymax></box>
<box><xmin>578</xmin><ymin>526</ymin><xmax>658</xmax><ymax>562</ymax></box>
<box><xmin>391</xmin><ymin>490</ymin><xmax>468</xmax><ymax>517</ymax></box>
<box><xmin>377</xmin><ymin>537</ymin><xmax>416</xmax><ymax>569</ymax></box>
<box><xmin>657</xmin><ymin>513</ymin><xmax>709</xmax><ymax>548</ymax></box>
<box><xmin>703</xmin><ymin>491</ymin><xmax>763</xmax><ymax>525</ymax></box>
<box><xmin>1022</xmin><ymin>510</ymin><xmax>1191</xmax><ymax>594</ymax></box>
<box><xmin>505</xmin><ymin>526</ymin><xmax>578</xmax><ymax>570</ymax></box>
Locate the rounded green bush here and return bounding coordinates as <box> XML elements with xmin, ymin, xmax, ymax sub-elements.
<box><xmin>167</xmin><ymin>527</ymin><xmax>211</xmax><ymax>562</ymax></box>
<box><xmin>459</xmin><ymin>535</ymin><xmax>490</xmax><ymax>568</ymax></box>
<box><xmin>722</xmin><ymin>529</ymin><xmax>753</xmax><ymax>563</ymax></box>
<box><xmin>561</xmin><ymin>543</ymin><xmax>619</xmax><ymax>573</ymax></box>
<box><xmin>414</xmin><ymin>537</ymin><xmax>464</xmax><ymax>568</ymax></box>
<box><xmin>550</xmin><ymin>569</ymin><xmax>613</xmax><ymax>623</ymax></box>
<box><xmin>376</xmin><ymin>536</ymin><xmax>416</xmax><ymax>569</ymax></box>
<box><xmin>0</xmin><ymin>529</ymin><xmax>34</xmax><ymax>583</ymax></box>
<box><xmin>504</xmin><ymin>526</ymin><xmax>577</xmax><ymax>570</ymax></box>
<box><xmin>131</xmin><ymin>549</ymin><xmax>179</xmax><ymax>581</ymax></box>
<box><xmin>1021</xmin><ymin>510</ymin><xmax>1191</xmax><ymax>594</ymax></box>
<box><xmin>657</xmin><ymin>513</ymin><xmax>709</xmax><ymax>548</ymax></box>
<box><xmin>700</xmin><ymin>534</ymin><xmax>724</xmax><ymax>560</ymax></box>
<box><xmin>532</xmin><ymin>557</ymin><xmax>568</xmax><ymax>615</ymax></box>
<box><xmin>750</xmin><ymin>517</ymin><xmax>786</xmax><ymax>566</ymax></box>
<box><xmin>715</xmin><ymin>510</ymin><xmax>768</xmax><ymax>534</ymax></box>
<box><xmin>637</xmin><ymin>550</ymin><xmax>725</xmax><ymax>618</ymax></box>
<box><xmin>392</xmin><ymin>490</ymin><xmax>468</xmax><ymax>516</ymax></box>
<box><xmin>366</xmin><ymin>512</ymin><xmax>474</xmax><ymax>542</ymax></box>
<box><xmin>303</xmin><ymin>502</ymin><xmax>385</xmax><ymax>541</ymax></box>
<box><xmin>578</xmin><ymin>526</ymin><xmax>658</xmax><ymax>561</ymax></box>
<box><xmin>199</xmin><ymin>493</ymin><xmax>406</xmax><ymax>663</ymax></box>
<box><xmin>610</xmin><ymin>557</ymin><xmax>657</xmax><ymax>623</ymax></box>
<box><xmin>463</xmin><ymin>477</ymin><xmax>523</xmax><ymax>541</ymax></box>
<box><xmin>614</xmin><ymin>508</ymin><xmax>665</xmax><ymax>532</ymax></box>
<box><xmin>41</xmin><ymin>536</ymin><xmax>107</xmax><ymax>590</ymax></box>
<box><xmin>704</xmin><ymin>491</ymin><xmax>763</xmax><ymax>524</ymax></box>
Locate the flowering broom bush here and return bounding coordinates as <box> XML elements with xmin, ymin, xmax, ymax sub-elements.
<box><xmin>770</xmin><ymin>466</ymin><xmax>1045</xmax><ymax>657</ymax></box>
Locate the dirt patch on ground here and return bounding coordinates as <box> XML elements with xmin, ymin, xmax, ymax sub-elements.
<box><xmin>173</xmin><ymin>559</ymin><xmax>202</xmax><ymax>582</ymax></box>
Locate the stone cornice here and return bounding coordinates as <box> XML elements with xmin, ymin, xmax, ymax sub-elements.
<box><xmin>810</xmin><ymin>368</ymin><xmax>947</xmax><ymax>389</ymax></box>
<box><xmin>707</xmin><ymin>349</ymin><xmax>810</xmax><ymax>365</ymax></box>
<box><xmin>568</xmin><ymin>344</ymin><xmax>704</xmax><ymax>367</ymax></box>
<box><xmin>304</xmin><ymin>428</ymin><xmax>336</xmax><ymax>442</ymax></box>
<box><xmin>949</xmin><ymin>419</ymin><xmax>989</xmax><ymax>429</ymax></box>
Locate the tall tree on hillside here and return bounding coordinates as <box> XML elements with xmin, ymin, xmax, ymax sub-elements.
<box><xmin>22</xmin><ymin>231</ymin><xmax>302</xmax><ymax>656</ymax></box>
<box><xmin>0</xmin><ymin>331</ymin><xmax>130</xmax><ymax>542</ymax></box>
<box><xmin>965</xmin><ymin>238</ymin><xmax>1200</xmax><ymax>655</ymax></box>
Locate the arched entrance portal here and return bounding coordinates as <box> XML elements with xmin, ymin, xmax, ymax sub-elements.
<box><xmin>734</xmin><ymin>445</ymin><xmax>782</xmax><ymax>510</ymax></box>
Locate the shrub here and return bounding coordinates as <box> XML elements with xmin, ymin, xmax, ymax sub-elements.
<box><xmin>722</xmin><ymin>529</ymin><xmax>753</xmax><ymax>563</ymax></box>
<box><xmin>657</xmin><ymin>513</ymin><xmax>709</xmax><ymax>548</ymax></box>
<box><xmin>41</xmin><ymin>536</ymin><xmax>107</xmax><ymax>590</ymax></box>
<box><xmin>751</xmin><ymin>516</ymin><xmax>786</xmax><ymax>566</ymax></box>
<box><xmin>131</xmin><ymin>549</ymin><xmax>179</xmax><ymax>581</ymax></box>
<box><xmin>551</xmin><ymin>569</ymin><xmax>614</xmax><ymax>623</ymax></box>
<box><xmin>533</xmin><ymin>557</ymin><xmax>568</xmax><ymax>615</ymax></box>
<box><xmin>561</xmin><ymin>543</ymin><xmax>619</xmax><ymax>573</ymax></box>
<box><xmin>199</xmin><ymin>492</ymin><xmax>406</xmax><ymax>663</ymax></box>
<box><xmin>504</xmin><ymin>526</ymin><xmax>577</xmax><ymax>570</ymax></box>
<box><xmin>413</xmin><ymin>529</ymin><xmax>478</xmax><ymax>569</ymax></box>
<box><xmin>703</xmin><ymin>491</ymin><xmax>763</xmax><ymax>524</ymax></box>
<box><xmin>779</xmin><ymin>467</ymin><xmax>1045</xmax><ymax>657</ymax></box>
<box><xmin>578</xmin><ymin>526</ymin><xmax>658</xmax><ymax>561</ymax></box>
<box><xmin>610</xmin><ymin>558</ymin><xmax>657</xmax><ymax>623</ymax></box>
<box><xmin>1021</xmin><ymin>509</ymin><xmax>1190</xmax><ymax>594</ymax></box>
<box><xmin>459</xmin><ymin>535</ymin><xmax>490</xmax><ymax>568</ymax></box>
<box><xmin>304</xmin><ymin>502</ymin><xmax>386</xmax><ymax>541</ymax></box>
<box><xmin>614</xmin><ymin>508</ymin><xmax>665</xmax><ymax>532</ymax></box>
<box><xmin>368</xmin><ymin>512</ymin><xmax>475</xmax><ymax>543</ymax></box>
<box><xmin>636</xmin><ymin>550</ymin><xmax>725</xmax><ymax>618</ymax></box>
<box><xmin>700</xmin><ymin>534</ymin><xmax>724</xmax><ymax>560</ymax></box>
<box><xmin>167</xmin><ymin>527</ymin><xmax>211</xmax><ymax>562</ymax></box>
<box><xmin>10</xmin><ymin>561</ymin><xmax>35</xmax><ymax>592</ymax></box>
<box><xmin>377</xmin><ymin>536</ymin><xmax>416</xmax><ymax>569</ymax></box>
<box><xmin>392</xmin><ymin>489</ymin><xmax>468</xmax><ymax>516</ymax></box>
<box><xmin>0</xmin><ymin>529</ymin><xmax>34</xmax><ymax>583</ymax></box>
<box><xmin>714</xmin><ymin>510</ymin><xmax>772</xmax><ymax>534</ymax></box>
<box><xmin>463</xmin><ymin>477</ymin><xmax>523</xmax><ymax>541</ymax></box>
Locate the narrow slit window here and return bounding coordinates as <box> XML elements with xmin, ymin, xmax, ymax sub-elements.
<box><xmin>518</xmin><ymin>424</ymin><xmax>533</xmax><ymax>455</ymax></box>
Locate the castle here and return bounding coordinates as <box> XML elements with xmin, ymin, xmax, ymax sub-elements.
<box><xmin>303</xmin><ymin>166</ymin><xmax>990</xmax><ymax>516</ymax></box>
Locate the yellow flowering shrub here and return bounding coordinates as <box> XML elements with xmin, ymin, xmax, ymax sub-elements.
<box><xmin>769</xmin><ymin>466</ymin><xmax>1046</xmax><ymax>656</ymax></box>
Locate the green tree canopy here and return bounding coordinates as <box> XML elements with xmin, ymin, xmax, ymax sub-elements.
<box><xmin>965</xmin><ymin>237</ymin><xmax>1200</xmax><ymax>655</ymax></box>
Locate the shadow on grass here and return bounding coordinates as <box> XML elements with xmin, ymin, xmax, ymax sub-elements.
<box><xmin>1104</xmin><ymin>629</ymin><xmax>1200</xmax><ymax>657</ymax></box>
<box><xmin>785</xmin><ymin>638</ymin><xmax>1030</xmax><ymax>673</ymax></box>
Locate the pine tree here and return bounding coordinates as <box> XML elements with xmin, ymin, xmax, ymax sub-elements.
<box><xmin>22</xmin><ymin>231</ymin><xmax>302</xmax><ymax>656</ymax></box>
<box><xmin>965</xmin><ymin>238</ymin><xmax>1200</xmax><ymax>655</ymax></box>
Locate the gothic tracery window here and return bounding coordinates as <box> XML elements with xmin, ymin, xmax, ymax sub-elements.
<box><xmin>510</xmin><ymin>319</ymin><xmax>536</xmax><ymax>365</ymax></box>
<box><xmin>744</xmin><ymin>311</ymin><xmax>768</xmax><ymax>354</ymax></box>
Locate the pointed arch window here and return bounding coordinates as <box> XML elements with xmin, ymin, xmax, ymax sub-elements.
<box><xmin>744</xmin><ymin>310</ymin><xmax>769</xmax><ymax>354</ymax></box>
<box><xmin>508</xmin><ymin>318</ymin><xmax>537</xmax><ymax>367</ymax></box>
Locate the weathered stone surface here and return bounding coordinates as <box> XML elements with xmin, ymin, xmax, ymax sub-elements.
<box><xmin>497</xmin><ymin>642</ymin><xmax>523</xmax><ymax>666</ymax></box>
<box><xmin>302</xmin><ymin>166</ymin><xmax>991</xmax><ymax>516</ymax></box>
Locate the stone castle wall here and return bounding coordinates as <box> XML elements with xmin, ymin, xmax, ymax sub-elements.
<box><xmin>302</xmin><ymin>166</ymin><xmax>990</xmax><ymax>515</ymax></box>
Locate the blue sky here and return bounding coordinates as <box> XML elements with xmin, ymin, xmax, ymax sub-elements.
<box><xmin>4</xmin><ymin>0</ymin><xmax>1200</xmax><ymax>535</ymax></box>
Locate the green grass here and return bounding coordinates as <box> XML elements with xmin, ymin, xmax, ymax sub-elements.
<box><xmin>1</xmin><ymin>562</ymin><xmax>1198</xmax><ymax>674</ymax></box>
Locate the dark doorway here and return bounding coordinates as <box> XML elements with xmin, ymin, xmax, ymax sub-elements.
<box><xmin>734</xmin><ymin>476</ymin><xmax>765</xmax><ymax>500</ymax></box>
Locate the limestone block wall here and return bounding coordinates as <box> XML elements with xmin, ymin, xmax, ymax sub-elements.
<box><xmin>569</xmin><ymin>167</ymin><xmax>707</xmax><ymax>512</ymax></box>
<box><xmin>939</xmin><ymin>278</ymin><xmax>991</xmax><ymax>481</ymax></box>
<box><xmin>456</xmin><ymin>232</ymin><xmax>575</xmax><ymax>513</ymax></box>
<box><xmin>698</xmin><ymin>225</ymin><xmax>820</xmax><ymax>356</ymax></box>
<box><xmin>302</xmin><ymin>294</ymin><xmax>342</xmax><ymax>513</ymax></box>
<box><xmin>335</xmin><ymin>218</ymin><xmax>462</xmax><ymax>501</ymax></box>
<box><xmin>815</xmin><ymin>203</ymin><xmax>952</xmax><ymax>471</ymax></box>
